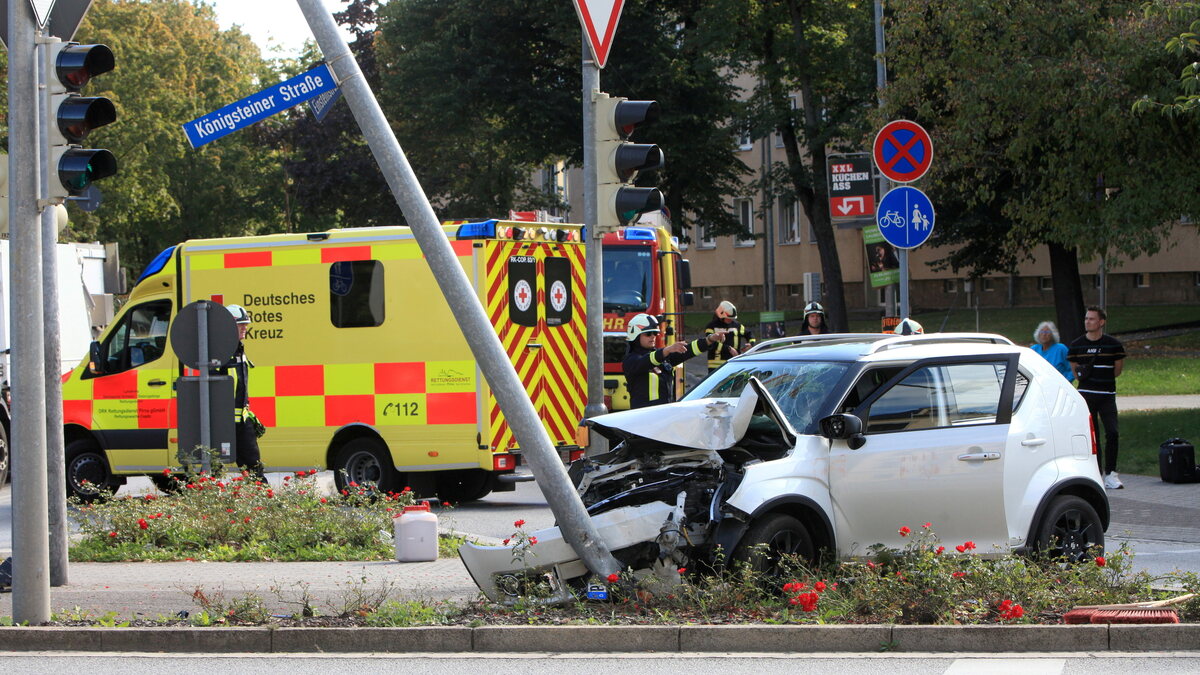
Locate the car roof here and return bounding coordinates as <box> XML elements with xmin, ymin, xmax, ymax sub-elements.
<box><xmin>736</xmin><ymin>333</ymin><xmax>1020</xmax><ymax>364</ymax></box>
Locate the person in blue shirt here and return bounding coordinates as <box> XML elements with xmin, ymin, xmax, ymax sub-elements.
<box><xmin>1032</xmin><ymin>321</ymin><xmax>1073</xmax><ymax>382</ymax></box>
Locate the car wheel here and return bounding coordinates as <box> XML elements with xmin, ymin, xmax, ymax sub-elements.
<box><xmin>1034</xmin><ymin>495</ymin><xmax>1104</xmax><ymax>563</ymax></box>
<box><xmin>66</xmin><ymin>439</ymin><xmax>119</xmax><ymax>503</ymax></box>
<box><xmin>436</xmin><ymin>469</ymin><xmax>492</xmax><ymax>504</ymax></box>
<box><xmin>333</xmin><ymin>437</ymin><xmax>399</xmax><ymax>494</ymax></box>
<box><xmin>733</xmin><ymin>513</ymin><xmax>816</xmax><ymax>578</ymax></box>
<box><xmin>150</xmin><ymin>473</ymin><xmax>183</xmax><ymax>494</ymax></box>
<box><xmin>0</xmin><ymin>423</ymin><xmax>8</xmax><ymax>485</ymax></box>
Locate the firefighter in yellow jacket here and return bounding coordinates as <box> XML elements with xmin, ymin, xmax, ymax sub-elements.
<box><xmin>224</xmin><ymin>304</ymin><xmax>264</xmax><ymax>479</ymax></box>
<box><xmin>704</xmin><ymin>301</ymin><xmax>753</xmax><ymax>372</ymax></box>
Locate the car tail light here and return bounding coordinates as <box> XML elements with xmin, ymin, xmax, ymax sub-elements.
<box><xmin>493</xmin><ymin>453</ymin><xmax>516</xmax><ymax>471</ymax></box>
<box><xmin>1088</xmin><ymin>414</ymin><xmax>1098</xmax><ymax>455</ymax></box>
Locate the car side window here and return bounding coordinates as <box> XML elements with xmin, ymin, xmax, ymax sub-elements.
<box><xmin>95</xmin><ymin>300</ymin><xmax>172</xmax><ymax>376</ymax></box>
<box><xmin>866</xmin><ymin>361</ymin><xmax>1009</xmax><ymax>433</ymax></box>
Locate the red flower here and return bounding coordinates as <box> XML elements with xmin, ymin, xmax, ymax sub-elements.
<box><xmin>935</xmin><ymin>546</ymin><xmax>945</xmax><ymax>555</ymax></box>
<box><xmin>144</xmin><ymin>494</ymin><xmax>156</xmax><ymax>501</ymax></box>
<box><xmin>963</xmin><ymin>541</ymin><xmax>976</xmax><ymax>551</ymax></box>
<box><xmin>923</xmin><ymin>522</ymin><xmax>932</xmax><ymax>529</ymax></box>
<box><xmin>607</xmin><ymin>573</ymin><xmax>620</xmax><ymax>583</ymax></box>
<box><xmin>349</xmin><ymin>481</ymin><xmax>358</xmax><ymax>487</ymax></box>
<box><xmin>266</xmin><ymin>489</ymin><xmax>274</xmax><ymax>498</ymax></box>
<box><xmin>295</xmin><ymin>471</ymin><xmax>305</xmax><ymax>477</ymax></box>
<box><xmin>503</xmin><ymin>538</ymin><xmax>510</xmax><ymax>545</ymax></box>
<box><xmin>162</xmin><ymin>468</ymin><xmax>171</xmax><ymax>476</ymax></box>
<box><xmin>529</xmin><ymin>536</ymin><xmax>538</xmax><ymax>545</ymax></box>
<box><xmin>138</xmin><ymin>519</ymin><xmax>148</xmax><ymax>529</ymax></box>
<box><xmin>678</xmin><ymin>567</ymin><xmax>687</xmax><ymax>574</ymax></box>
<box><xmin>244</xmin><ymin>516</ymin><xmax>251</xmax><ymax>523</ymax></box>
<box><xmin>1095</xmin><ymin>556</ymin><xmax>1106</xmax><ymax>567</ymax></box>
<box><xmin>813</xmin><ymin>581</ymin><xmax>827</xmax><ymax>592</ymax></box>
<box><xmin>952</xmin><ymin>571</ymin><xmax>966</xmax><ymax>578</ymax></box>
<box><xmin>899</xmin><ymin>526</ymin><xmax>911</xmax><ymax>537</ymax></box>
<box><xmin>789</xmin><ymin>597</ymin><xmax>800</xmax><ymax>606</ymax></box>
<box><xmin>955</xmin><ymin>545</ymin><xmax>965</xmax><ymax>553</ymax></box>
<box><xmin>402</xmin><ymin>486</ymin><xmax>412</xmax><ymax>493</ymax></box>
<box><xmin>108</xmin><ymin>531</ymin><xmax>117</xmax><ymax>538</ymax></box>
<box><xmin>226</xmin><ymin>508</ymin><xmax>235</xmax><ymax>513</ymax></box>
<box><xmin>283</xmin><ymin>476</ymin><xmax>291</xmax><ymax>482</ymax></box>
<box><xmin>320</xmin><ymin>497</ymin><xmax>327</xmax><ymax>504</ymax></box>
<box><xmin>514</xmin><ymin>519</ymin><xmax>526</xmax><ymax>528</ymax></box>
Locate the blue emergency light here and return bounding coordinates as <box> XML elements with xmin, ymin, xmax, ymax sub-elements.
<box><xmin>455</xmin><ymin>219</ymin><xmax>498</xmax><ymax>239</ymax></box>
<box><xmin>623</xmin><ymin>227</ymin><xmax>655</xmax><ymax>241</ymax></box>
<box><xmin>137</xmin><ymin>245</ymin><xmax>176</xmax><ymax>283</ymax></box>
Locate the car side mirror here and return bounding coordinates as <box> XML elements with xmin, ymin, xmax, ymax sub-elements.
<box><xmin>88</xmin><ymin>341</ymin><xmax>105</xmax><ymax>375</ymax></box>
<box><xmin>819</xmin><ymin>413</ymin><xmax>866</xmax><ymax>450</ymax></box>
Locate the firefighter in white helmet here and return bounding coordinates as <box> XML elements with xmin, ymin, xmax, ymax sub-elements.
<box><xmin>798</xmin><ymin>301</ymin><xmax>831</xmax><ymax>336</ymax></box>
<box><xmin>623</xmin><ymin>313</ymin><xmax>723</xmax><ymax>409</ymax></box>
<box><xmin>704</xmin><ymin>300</ymin><xmax>752</xmax><ymax>372</ymax></box>
<box><xmin>893</xmin><ymin>317</ymin><xmax>924</xmax><ymax>335</ymax></box>
<box><xmin>223</xmin><ymin>304</ymin><xmax>265</xmax><ymax>480</ymax></box>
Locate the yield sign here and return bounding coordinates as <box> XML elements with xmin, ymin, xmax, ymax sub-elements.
<box><xmin>572</xmin><ymin>0</ymin><xmax>626</xmax><ymax>68</ymax></box>
<box><xmin>873</xmin><ymin>119</ymin><xmax>934</xmax><ymax>184</ymax></box>
<box><xmin>31</xmin><ymin>0</ymin><xmax>56</xmax><ymax>26</ymax></box>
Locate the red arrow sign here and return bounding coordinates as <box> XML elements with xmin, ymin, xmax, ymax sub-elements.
<box><xmin>573</xmin><ymin>0</ymin><xmax>625</xmax><ymax>68</ymax></box>
<box><xmin>830</xmin><ymin>195</ymin><xmax>874</xmax><ymax>218</ymax></box>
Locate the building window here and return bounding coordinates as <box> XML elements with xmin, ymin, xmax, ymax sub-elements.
<box><xmin>698</xmin><ymin>222</ymin><xmax>715</xmax><ymax>249</ymax></box>
<box><xmin>788</xmin><ymin>283</ymin><xmax>802</xmax><ymax>296</ymax></box>
<box><xmin>1093</xmin><ymin>275</ymin><xmax>1102</xmax><ymax>289</ymax></box>
<box><xmin>700</xmin><ymin>287</ymin><xmax>712</xmax><ymax>299</ymax></box>
<box><xmin>777</xmin><ymin>198</ymin><xmax>799</xmax><ymax>244</ymax></box>
<box><xmin>1039</xmin><ymin>277</ymin><xmax>1053</xmax><ymax>291</ymax></box>
<box><xmin>943</xmin><ymin>279</ymin><xmax>957</xmax><ymax>294</ymax></box>
<box><xmin>775</xmin><ymin>95</ymin><xmax>798</xmax><ymax>148</ymax></box>
<box><xmin>808</xmin><ymin>220</ymin><xmax>818</xmax><ymax>244</ymax></box>
<box><xmin>734</xmin><ymin>198</ymin><xmax>755</xmax><ymax>247</ymax></box>
<box><xmin>330</xmin><ymin>260</ymin><xmax>386</xmax><ymax>328</ymax></box>
<box><xmin>982</xmin><ymin>278</ymin><xmax>995</xmax><ymax>292</ymax></box>
<box><xmin>742</xmin><ymin>285</ymin><xmax>756</xmax><ymax>297</ymax></box>
<box><xmin>1135</xmin><ymin>273</ymin><xmax>1150</xmax><ymax>288</ymax></box>
<box><xmin>736</xmin><ymin>129</ymin><xmax>753</xmax><ymax>152</ymax></box>
<box><xmin>1194</xmin><ymin>271</ymin><xmax>1200</xmax><ymax>286</ymax></box>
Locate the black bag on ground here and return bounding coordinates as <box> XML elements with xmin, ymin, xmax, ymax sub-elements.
<box><xmin>1159</xmin><ymin>438</ymin><xmax>1200</xmax><ymax>484</ymax></box>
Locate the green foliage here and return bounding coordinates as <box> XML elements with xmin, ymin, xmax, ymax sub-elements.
<box><xmin>884</xmin><ymin>0</ymin><xmax>1200</xmax><ymax>277</ymax></box>
<box><xmin>365</xmin><ymin>600</ymin><xmax>452</xmax><ymax>626</ymax></box>
<box><xmin>70</xmin><ymin>467</ymin><xmax>416</xmax><ymax>561</ymax></box>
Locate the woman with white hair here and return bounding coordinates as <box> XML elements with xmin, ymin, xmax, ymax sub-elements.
<box><xmin>1032</xmin><ymin>321</ymin><xmax>1073</xmax><ymax>382</ymax></box>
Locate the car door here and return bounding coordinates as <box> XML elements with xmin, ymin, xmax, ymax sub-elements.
<box><xmin>828</xmin><ymin>355</ymin><xmax>1019</xmax><ymax>554</ymax></box>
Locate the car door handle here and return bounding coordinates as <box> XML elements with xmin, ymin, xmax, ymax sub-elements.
<box><xmin>957</xmin><ymin>452</ymin><xmax>1001</xmax><ymax>461</ymax></box>
<box><xmin>147</xmin><ymin>379</ymin><xmax>167</xmax><ymax>387</ymax></box>
<box><xmin>1021</xmin><ymin>438</ymin><xmax>1047</xmax><ymax>447</ymax></box>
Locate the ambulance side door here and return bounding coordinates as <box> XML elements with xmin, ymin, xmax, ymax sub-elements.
<box><xmin>82</xmin><ymin>298</ymin><xmax>176</xmax><ymax>471</ymax></box>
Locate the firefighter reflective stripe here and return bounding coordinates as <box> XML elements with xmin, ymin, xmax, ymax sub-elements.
<box><xmin>646</xmin><ymin>370</ymin><xmax>660</xmax><ymax>404</ymax></box>
<box><xmin>485</xmin><ymin>240</ymin><xmax>587</xmax><ymax>451</ymax></box>
<box><xmin>62</xmin><ymin>361</ymin><xmax>478</xmax><ymax>432</ymax></box>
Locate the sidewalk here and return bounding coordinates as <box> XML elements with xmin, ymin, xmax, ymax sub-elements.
<box><xmin>1118</xmin><ymin>395</ymin><xmax>1200</xmax><ymax>411</ymax></box>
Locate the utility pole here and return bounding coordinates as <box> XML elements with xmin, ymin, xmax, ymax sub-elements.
<box><xmin>582</xmin><ymin>36</ymin><xmax>608</xmax><ymax>452</ymax></box>
<box><xmin>875</xmin><ymin>0</ymin><xmax>897</xmax><ymax>319</ymax></box>
<box><xmin>294</xmin><ymin>0</ymin><xmax>621</xmax><ymax>580</ymax></box>
<box><xmin>10</xmin><ymin>0</ymin><xmax>52</xmax><ymax>624</ymax></box>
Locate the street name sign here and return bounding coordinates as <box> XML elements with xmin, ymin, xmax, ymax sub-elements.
<box><xmin>183</xmin><ymin>64</ymin><xmax>338</xmax><ymax>149</ymax></box>
<box><xmin>827</xmin><ymin>152</ymin><xmax>875</xmax><ymax>221</ymax></box>
<box><xmin>876</xmin><ymin>186</ymin><xmax>935</xmax><ymax>249</ymax></box>
<box><xmin>873</xmin><ymin>119</ymin><xmax>933</xmax><ymax>184</ymax></box>
<box><xmin>573</xmin><ymin>0</ymin><xmax>626</xmax><ymax>68</ymax></box>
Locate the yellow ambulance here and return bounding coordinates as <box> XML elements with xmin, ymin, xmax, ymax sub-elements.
<box><xmin>61</xmin><ymin>220</ymin><xmax>587</xmax><ymax>502</ymax></box>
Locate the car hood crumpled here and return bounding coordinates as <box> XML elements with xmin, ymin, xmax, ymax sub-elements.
<box><xmin>587</xmin><ymin>386</ymin><xmax>760</xmax><ymax>450</ymax></box>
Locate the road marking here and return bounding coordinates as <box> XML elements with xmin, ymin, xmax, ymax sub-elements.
<box><xmin>945</xmin><ymin>658</ymin><xmax>1065</xmax><ymax>674</ymax></box>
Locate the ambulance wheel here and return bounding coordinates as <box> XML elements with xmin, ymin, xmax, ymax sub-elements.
<box><xmin>334</xmin><ymin>437</ymin><xmax>399</xmax><ymax>494</ymax></box>
<box><xmin>0</xmin><ymin>423</ymin><xmax>8</xmax><ymax>485</ymax></box>
<box><xmin>436</xmin><ymin>469</ymin><xmax>492</xmax><ymax>504</ymax></box>
<box><xmin>66</xmin><ymin>439</ymin><xmax>120</xmax><ymax>503</ymax></box>
<box><xmin>150</xmin><ymin>474</ymin><xmax>184</xmax><ymax>494</ymax></box>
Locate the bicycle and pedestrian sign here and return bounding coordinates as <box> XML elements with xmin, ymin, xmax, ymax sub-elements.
<box><xmin>873</xmin><ymin>119</ymin><xmax>933</xmax><ymax>184</ymax></box>
<box><xmin>876</xmin><ymin>186</ymin><xmax>935</xmax><ymax>249</ymax></box>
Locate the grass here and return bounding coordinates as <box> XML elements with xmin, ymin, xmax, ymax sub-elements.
<box><xmin>1117</xmin><ymin>408</ymin><xmax>1200</xmax><ymax>477</ymax></box>
<box><xmin>1117</xmin><ymin>358</ymin><xmax>1200</xmax><ymax>396</ymax></box>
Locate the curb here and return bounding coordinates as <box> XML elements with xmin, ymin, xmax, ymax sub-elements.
<box><xmin>0</xmin><ymin>624</ymin><xmax>1198</xmax><ymax>653</ymax></box>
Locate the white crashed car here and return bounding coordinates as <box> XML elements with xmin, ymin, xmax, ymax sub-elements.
<box><xmin>460</xmin><ymin>333</ymin><xmax>1108</xmax><ymax>601</ymax></box>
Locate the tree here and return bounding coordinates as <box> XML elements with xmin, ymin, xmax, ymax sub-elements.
<box><xmin>63</xmin><ymin>0</ymin><xmax>288</xmax><ymax>271</ymax></box>
<box><xmin>883</xmin><ymin>0</ymin><xmax>1200</xmax><ymax>340</ymax></box>
<box><xmin>372</xmin><ymin>0</ymin><xmax>749</xmax><ymax>233</ymax></box>
<box><xmin>701</xmin><ymin>0</ymin><xmax>877</xmax><ymax>332</ymax></box>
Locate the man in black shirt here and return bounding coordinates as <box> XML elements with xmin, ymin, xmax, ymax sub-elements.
<box><xmin>1068</xmin><ymin>306</ymin><xmax>1126</xmax><ymax>489</ymax></box>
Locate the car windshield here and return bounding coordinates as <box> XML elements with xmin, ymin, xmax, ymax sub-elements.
<box><xmin>602</xmin><ymin>246</ymin><xmax>652</xmax><ymax>313</ymax></box>
<box><xmin>684</xmin><ymin>360</ymin><xmax>850</xmax><ymax>434</ymax></box>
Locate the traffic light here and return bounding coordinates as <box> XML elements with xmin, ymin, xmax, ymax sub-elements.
<box><xmin>594</xmin><ymin>92</ymin><xmax>664</xmax><ymax>231</ymax></box>
<box><xmin>44</xmin><ymin>41</ymin><xmax>117</xmax><ymax>201</ymax></box>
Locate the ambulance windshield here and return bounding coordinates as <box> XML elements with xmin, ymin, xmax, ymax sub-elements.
<box><xmin>602</xmin><ymin>246</ymin><xmax>652</xmax><ymax>313</ymax></box>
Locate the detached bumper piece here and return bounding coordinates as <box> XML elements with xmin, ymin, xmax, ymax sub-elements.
<box><xmin>458</xmin><ymin>501</ymin><xmax>675</xmax><ymax>603</ymax></box>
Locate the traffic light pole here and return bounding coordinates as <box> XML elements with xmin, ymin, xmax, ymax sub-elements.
<box><xmin>581</xmin><ymin>36</ymin><xmax>608</xmax><ymax>451</ymax></box>
<box><xmin>9</xmin><ymin>0</ymin><xmax>52</xmax><ymax>624</ymax></box>
<box><xmin>294</xmin><ymin>0</ymin><xmax>621</xmax><ymax>581</ymax></box>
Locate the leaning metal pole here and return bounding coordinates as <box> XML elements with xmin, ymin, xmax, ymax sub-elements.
<box><xmin>10</xmin><ymin>0</ymin><xmax>52</xmax><ymax>624</ymax></box>
<box><xmin>294</xmin><ymin>0</ymin><xmax>621</xmax><ymax>579</ymax></box>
